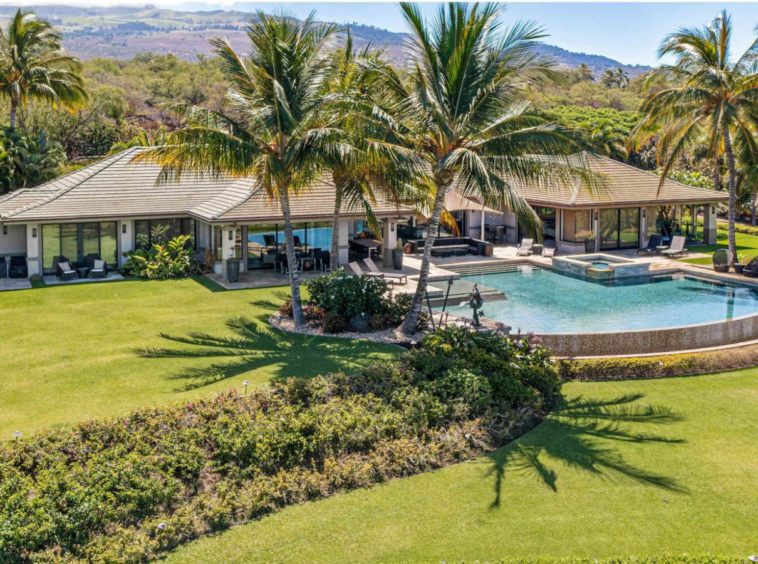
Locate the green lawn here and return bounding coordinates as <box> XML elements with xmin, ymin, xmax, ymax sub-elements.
<box><xmin>165</xmin><ymin>370</ymin><xmax>758</xmax><ymax>564</ymax></box>
<box><xmin>679</xmin><ymin>231</ymin><xmax>758</xmax><ymax>265</ymax></box>
<box><xmin>0</xmin><ymin>277</ymin><xmax>398</xmax><ymax>437</ymax></box>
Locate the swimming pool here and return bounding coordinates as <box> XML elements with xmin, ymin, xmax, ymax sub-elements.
<box><xmin>447</xmin><ymin>266</ymin><xmax>758</xmax><ymax>334</ymax></box>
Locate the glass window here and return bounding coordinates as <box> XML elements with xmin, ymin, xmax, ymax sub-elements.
<box><xmin>562</xmin><ymin>210</ymin><xmax>593</xmax><ymax>243</ymax></box>
<box><xmin>60</xmin><ymin>224</ymin><xmax>78</xmax><ymax>262</ymax></box>
<box><xmin>82</xmin><ymin>223</ymin><xmax>100</xmax><ymax>259</ymax></box>
<box><xmin>42</xmin><ymin>224</ymin><xmax>60</xmax><ymax>271</ymax></box>
<box><xmin>645</xmin><ymin>206</ymin><xmax>659</xmax><ymax>238</ymax></box>
<box><xmin>599</xmin><ymin>208</ymin><xmax>620</xmax><ymax>250</ymax></box>
<box><xmin>100</xmin><ymin>222</ymin><xmax>118</xmax><ymax>265</ymax></box>
<box><xmin>619</xmin><ymin>208</ymin><xmax>640</xmax><ymax>249</ymax></box>
<box><xmin>135</xmin><ymin>220</ymin><xmax>150</xmax><ymax>250</ymax></box>
<box><xmin>214</xmin><ymin>226</ymin><xmax>223</xmax><ymax>260</ymax></box>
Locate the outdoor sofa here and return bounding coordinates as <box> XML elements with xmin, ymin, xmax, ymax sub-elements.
<box><xmin>406</xmin><ymin>237</ymin><xmax>493</xmax><ymax>257</ymax></box>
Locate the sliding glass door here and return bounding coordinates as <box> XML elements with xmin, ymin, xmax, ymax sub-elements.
<box><xmin>599</xmin><ymin>208</ymin><xmax>640</xmax><ymax>250</ymax></box>
<box><xmin>41</xmin><ymin>222</ymin><xmax>118</xmax><ymax>273</ymax></box>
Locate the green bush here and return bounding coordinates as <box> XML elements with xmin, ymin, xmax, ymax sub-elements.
<box><xmin>121</xmin><ymin>235</ymin><xmax>199</xmax><ymax>279</ymax></box>
<box><xmin>305</xmin><ymin>269</ymin><xmax>389</xmax><ymax>320</ymax></box>
<box><xmin>0</xmin><ymin>328</ymin><xmax>557</xmax><ymax>563</ymax></box>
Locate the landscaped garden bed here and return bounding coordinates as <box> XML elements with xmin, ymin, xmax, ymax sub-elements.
<box><xmin>0</xmin><ymin>326</ymin><xmax>559</xmax><ymax>563</ymax></box>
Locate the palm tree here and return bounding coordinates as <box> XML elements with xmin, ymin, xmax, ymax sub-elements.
<box><xmin>582</xmin><ymin>119</ymin><xmax>628</xmax><ymax>161</ymax></box>
<box><xmin>107</xmin><ymin>126</ymin><xmax>169</xmax><ymax>155</ymax></box>
<box><xmin>0</xmin><ymin>9</ymin><xmax>87</xmax><ymax>129</ymax></box>
<box><xmin>370</xmin><ymin>2</ymin><xmax>599</xmax><ymax>335</ymax></box>
<box><xmin>135</xmin><ymin>11</ymin><xmax>339</xmax><ymax>327</ymax></box>
<box><xmin>614</xmin><ymin>67</ymin><xmax>629</xmax><ymax>89</ymax></box>
<box><xmin>321</xmin><ymin>31</ymin><xmax>419</xmax><ymax>271</ymax></box>
<box><xmin>631</xmin><ymin>11</ymin><xmax>758</xmax><ymax>264</ymax></box>
<box><xmin>576</xmin><ymin>63</ymin><xmax>594</xmax><ymax>83</ymax></box>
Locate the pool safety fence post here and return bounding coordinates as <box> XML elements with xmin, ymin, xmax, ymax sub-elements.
<box><xmin>425</xmin><ymin>289</ymin><xmax>436</xmax><ymax>332</ymax></box>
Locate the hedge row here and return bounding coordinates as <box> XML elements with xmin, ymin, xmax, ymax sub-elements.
<box><xmin>558</xmin><ymin>343</ymin><xmax>758</xmax><ymax>381</ymax></box>
<box><xmin>0</xmin><ymin>327</ymin><xmax>559</xmax><ymax>564</ymax></box>
<box><xmin>716</xmin><ymin>221</ymin><xmax>758</xmax><ymax>237</ymax></box>
<box><xmin>396</xmin><ymin>556</ymin><xmax>749</xmax><ymax>564</ymax></box>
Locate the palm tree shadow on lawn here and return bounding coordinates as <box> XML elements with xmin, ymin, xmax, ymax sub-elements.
<box><xmin>486</xmin><ymin>393</ymin><xmax>687</xmax><ymax>508</ymax></box>
<box><xmin>136</xmin><ymin>315</ymin><xmax>390</xmax><ymax>392</ymax></box>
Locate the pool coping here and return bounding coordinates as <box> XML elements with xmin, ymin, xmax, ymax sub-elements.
<box><xmin>445</xmin><ymin>259</ymin><xmax>758</xmax><ymax>357</ymax></box>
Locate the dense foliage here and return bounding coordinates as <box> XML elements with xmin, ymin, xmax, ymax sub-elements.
<box><xmin>0</xmin><ymin>328</ymin><xmax>559</xmax><ymax>564</ymax></box>
<box><xmin>0</xmin><ymin>128</ymin><xmax>65</xmax><ymax>192</ymax></box>
<box><xmin>120</xmin><ymin>235</ymin><xmax>200</xmax><ymax>279</ymax></box>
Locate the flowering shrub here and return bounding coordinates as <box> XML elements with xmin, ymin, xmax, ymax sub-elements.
<box><xmin>0</xmin><ymin>327</ymin><xmax>558</xmax><ymax>563</ymax></box>
<box><xmin>121</xmin><ymin>235</ymin><xmax>200</xmax><ymax>279</ymax></box>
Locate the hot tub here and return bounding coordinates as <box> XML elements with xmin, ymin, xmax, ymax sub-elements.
<box><xmin>551</xmin><ymin>253</ymin><xmax>650</xmax><ymax>279</ymax></box>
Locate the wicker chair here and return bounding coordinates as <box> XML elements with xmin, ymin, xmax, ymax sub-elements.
<box><xmin>712</xmin><ymin>249</ymin><xmax>732</xmax><ymax>273</ymax></box>
<box><xmin>742</xmin><ymin>256</ymin><xmax>758</xmax><ymax>278</ymax></box>
<box><xmin>55</xmin><ymin>256</ymin><xmax>77</xmax><ymax>281</ymax></box>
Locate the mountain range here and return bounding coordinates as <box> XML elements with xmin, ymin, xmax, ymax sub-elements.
<box><xmin>0</xmin><ymin>4</ymin><xmax>652</xmax><ymax>76</ymax></box>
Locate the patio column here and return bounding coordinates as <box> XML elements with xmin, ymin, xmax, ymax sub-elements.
<box><xmin>481</xmin><ymin>210</ymin><xmax>486</xmax><ymax>240</ymax></box>
<box><xmin>338</xmin><ymin>220</ymin><xmax>349</xmax><ymax>265</ymax></box>
<box><xmin>704</xmin><ymin>203</ymin><xmax>718</xmax><ymax>245</ymax></box>
<box><xmin>382</xmin><ymin>217</ymin><xmax>398</xmax><ymax>268</ymax></box>
<box><xmin>220</xmin><ymin>225</ymin><xmax>236</xmax><ymax>280</ymax></box>
<box><xmin>25</xmin><ymin>223</ymin><xmax>41</xmax><ymax>277</ymax></box>
<box><xmin>592</xmin><ymin>208</ymin><xmax>600</xmax><ymax>252</ymax></box>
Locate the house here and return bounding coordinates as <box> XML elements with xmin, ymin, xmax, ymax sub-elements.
<box><xmin>0</xmin><ymin>149</ymin><xmax>728</xmax><ymax>279</ymax></box>
<box><xmin>447</xmin><ymin>153</ymin><xmax>728</xmax><ymax>253</ymax></box>
<box><xmin>0</xmin><ymin>147</ymin><xmax>416</xmax><ymax>279</ymax></box>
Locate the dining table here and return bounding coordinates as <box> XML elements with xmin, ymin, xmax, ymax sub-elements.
<box><xmin>351</xmin><ymin>238</ymin><xmax>382</xmax><ymax>258</ymax></box>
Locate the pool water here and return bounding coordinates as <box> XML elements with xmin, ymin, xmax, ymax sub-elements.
<box><xmin>446</xmin><ymin>266</ymin><xmax>758</xmax><ymax>334</ymax></box>
<box><xmin>248</xmin><ymin>227</ymin><xmax>332</xmax><ymax>250</ymax></box>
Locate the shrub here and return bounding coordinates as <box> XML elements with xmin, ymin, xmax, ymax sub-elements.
<box><xmin>306</xmin><ymin>269</ymin><xmax>389</xmax><ymax>320</ymax></box>
<box><xmin>0</xmin><ymin>328</ymin><xmax>556</xmax><ymax>563</ymax></box>
<box><xmin>323</xmin><ymin>311</ymin><xmax>347</xmax><ymax>333</ymax></box>
<box><xmin>121</xmin><ymin>235</ymin><xmax>200</xmax><ymax>279</ymax></box>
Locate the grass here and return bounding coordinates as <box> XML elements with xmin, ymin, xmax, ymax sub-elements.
<box><xmin>165</xmin><ymin>370</ymin><xmax>758</xmax><ymax>564</ymax></box>
<box><xmin>678</xmin><ymin>231</ymin><xmax>758</xmax><ymax>265</ymax></box>
<box><xmin>0</xmin><ymin>277</ymin><xmax>399</xmax><ymax>437</ymax></box>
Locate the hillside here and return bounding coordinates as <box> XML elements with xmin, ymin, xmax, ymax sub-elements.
<box><xmin>0</xmin><ymin>4</ymin><xmax>652</xmax><ymax>74</ymax></box>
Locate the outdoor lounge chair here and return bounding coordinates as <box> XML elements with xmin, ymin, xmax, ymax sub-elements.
<box><xmin>542</xmin><ymin>240</ymin><xmax>556</xmax><ymax>257</ymax></box>
<box><xmin>364</xmin><ymin>257</ymin><xmax>408</xmax><ymax>285</ymax></box>
<box><xmin>55</xmin><ymin>258</ymin><xmax>77</xmax><ymax>281</ymax></box>
<box><xmin>661</xmin><ymin>236</ymin><xmax>688</xmax><ymax>258</ymax></box>
<box><xmin>348</xmin><ymin>261</ymin><xmax>386</xmax><ymax>281</ymax></box>
<box><xmin>712</xmin><ymin>249</ymin><xmax>732</xmax><ymax>273</ymax></box>
<box><xmin>8</xmin><ymin>255</ymin><xmax>27</xmax><ymax>278</ymax></box>
<box><xmin>90</xmin><ymin>259</ymin><xmax>107</xmax><ymax>278</ymax></box>
<box><xmin>516</xmin><ymin>238</ymin><xmax>534</xmax><ymax>257</ymax></box>
<box><xmin>637</xmin><ymin>235</ymin><xmax>663</xmax><ymax>255</ymax></box>
<box><xmin>743</xmin><ymin>256</ymin><xmax>758</xmax><ymax>277</ymax></box>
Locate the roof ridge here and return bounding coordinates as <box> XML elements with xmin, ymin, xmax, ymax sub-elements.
<box><xmin>3</xmin><ymin>149</ymin><xmax>140</xmax><ymax>219</ymax></box>
<box><xmin>189</xmin><ymin>177</ymin><xmax>258</xmax><ymax>221</ymax></box>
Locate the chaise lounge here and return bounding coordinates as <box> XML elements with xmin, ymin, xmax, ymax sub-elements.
<box><xmin>516</xmin><ymin>238</ymin><xmax>534</xmax><ymax>257</ymax></box>
<box><xmin>661</xmin><ymin>236</ymin><xmax>688</xmax><ymax>258</ymax></box>
<box><xmin>364</xmin><ymin>257</ymin><xmax>408</xmax><ymax>285</ymax></box>
<box><xmin>637</xmin><ymin>235</ymin><xmax>663</xmax><ymax>255</ymax></box>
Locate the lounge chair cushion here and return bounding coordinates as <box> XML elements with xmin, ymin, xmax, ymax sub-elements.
<box><xmin>59</xmin><ymin>261</ymin><xmax>73</xmax><ymax>272</ymax></box>
<box><xmin>93</xmin><ymin>259</ymin><xmax>105</xmax><ymax>270</ymax></box>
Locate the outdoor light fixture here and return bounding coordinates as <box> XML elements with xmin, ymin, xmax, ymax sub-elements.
<box><xmin>712</xmin><ymin>206</ymin><xmax>716</xmax><ymax>214</ymax></box>
<box><xmin>594</xmin><ymin>212</ymin><xmax>598</xmax><ymax>221</ymax></box>
<box><xmin>2</xmin><ymin>225</ymin><xmax>6</xmax><ymax>235</ymax></box>
<box><xmin>228</xmin><ymin>230</ymin><xmax>234</xmax><ymax>241</ymax></box>
<box><xmin>122</xmin><ymin>224</ymin><xmax>127</xmax><ymax>234</ymax></box>
<box><xmin>642</xmin><ymin>210</ymin><xmax>646</xmax><ymax>219</ymax></box>
<box><xmin>32</xmin><ymin>228</ymin><xmax>37</xmax><ymax>238</ymax></box>
<box><xmin>391</xmin><ymin>223</ymin><xmax>395</xmax><ymax>232</ymax></box>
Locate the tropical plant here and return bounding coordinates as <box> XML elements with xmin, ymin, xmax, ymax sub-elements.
<box><xmin>581</xmin><ymin>118</ymin><xmax>628</xmax><ymax>160</ymax></box>
<box><xmin>134</xmin><ymin>11</ymin><xmax>340</xmax><ymax>327</ymax></box>
<box><xmin>368</xmin><ymin>2</ymin><xmax>599</xmax><ymax>334</ymax></box>
<box><xmin>576</xmin><ymin>63</ymin><xmax>594</xmax><ymax>83</ymax></box>
<box><xmin>0</xmin><ymin>127</ymin><xmax>65</xmax><ymax>192</ymax></box>
<box><xmin>631</xmin><ymin>11</ymin><xmax>758</xmax><ymax>265</ymax></box>
<box><xmin>121</xmin><ymin>234</ymin><xmax>199</xmax><ymax>279</ymax></box>
<box><xmin>601</xmin><ymin>67</ymin><xmax>629</xmax><ymax>89</ymax></box>
<box><xmin>0</xmin><ymin>9</ymin><xmax>87</xmax><ymax>129</ymax></box>
<box><xmin>107</xmin><ymin>125</ymin><xmax>169</xmax><ymax>155</ymax></box>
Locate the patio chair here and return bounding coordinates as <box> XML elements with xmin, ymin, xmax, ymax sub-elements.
<box><xmin>712</xmin><ymin>249</ymin><xmax>732</xmax><ymax>273</ymax></box>
<box><xmin>661</xmin><ymin>236</ymin><xmax>688</xmax><ymax>258</ymax></box>
<box><xmin>263</xmin><ymin>235</ymin><xmax>277</xmax><ymax>251</ymax></box>
<box><xmin>542</xmin><ymin>240</ymin><xmax>556</xmax><ymax>258</ymax></box>
<box><xmin>516</xmin><ymin>238</ymin><xmax>534</xmax><ymax>257</ymax></box>
<box><xmin>314</xmin><ymin>249</ymin><xmax>332</xmax><ymax>272</ymax></box>
<box><xmin>293</xmin><ymin>236</ymin><xmax>303</xmax><ymax>250</ymax></box>
<box><xmin>55</xmin><ymin>257</ymin><xmax>77</xmax><ymax>281</ymax></box>
<box><xmin>347</xmin><ymin>261</ymin><xmax>386</xmax><ymax>281</ymax></box>
<box><xmin>8</xmin><ymin>255</ymin><xmax>27</xmax><ymax>278</ymax></box>
<box><xmin>275</xmin><ymin>253</ymin><xmax>299</xmax><ymax>276</ymax></box>
<box><xmin>90</xmin><ymin>259</ymin><xmax>107</xmax><ymax>278</ymax></box>
<box><xmin>744</xmin><ymin>256</ymin><xmax>758</xmax><ymax>278</ymax></box>
<box><xmin>364</xmin><ymin>257</ymin><xmax>408</xmax><ymax>285</ymax></box>
<box><xmin>637</xmin><ymin>235</ymin><xmax>663</xmax><ymax>255</ymax></box>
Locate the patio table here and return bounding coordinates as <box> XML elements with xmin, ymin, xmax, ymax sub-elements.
<box><xmin>351</xmin><ymin>238</ymin><xmax>382</xmax><ymax>258</ymax></box>
<box><xmin>76</xmin><ymin>267</ymin><xmax>89</xmax><ymax>279</ymax></box>
<box><xmin>655</xmin><ymin>245</ymin><xmax>668</xmax><ymax>255</ymax></box>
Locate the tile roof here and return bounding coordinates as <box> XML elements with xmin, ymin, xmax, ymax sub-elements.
<box><xmin>0</xmin><ymin>150</ymin><xmax>728</xmax><ymax>224</ymax></box>
<box><xmin>508</xmin><ymin>153</ymin><xmax>729</xmax><ymax>208</ymax></box>
<box><xmin>0</xmin><ymin>147</ymin><xmax>415</xmax><ymax>223</ymax></box>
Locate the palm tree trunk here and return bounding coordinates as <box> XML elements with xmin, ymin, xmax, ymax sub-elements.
<box><xmin>722</xmin><ymin>127</ymin><xmax>737</xmax><ymax>266</ymax></box>
<box><xmin>330</xmin><ymin>184</ymin><xmax>343</xmax><ymax>271</ymax></box>
<box><xmin>278</xmin><ymin>184</ymin><xmax>305</xmax><ymax>327</ymax></box>
<box><xmin>9</xmin><ymin>99</ymin><xmax>17</xmax><ymax>130</ymax></box>
<box><xmin>401</xmin><ymin>181</ymin><xmax>446</xmax><ymax>335</ymax></box>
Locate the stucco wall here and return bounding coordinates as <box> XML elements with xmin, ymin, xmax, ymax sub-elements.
<box><xmin>0</xmin><ymin>224</ymin><xmax>26</xmax><ymax>255</ymax></box>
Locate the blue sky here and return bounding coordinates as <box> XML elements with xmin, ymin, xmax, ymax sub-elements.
<box><xmin>206</xmin><ymin>2</ymin><xmax>758</xmax><ymax>66</ymax></box>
